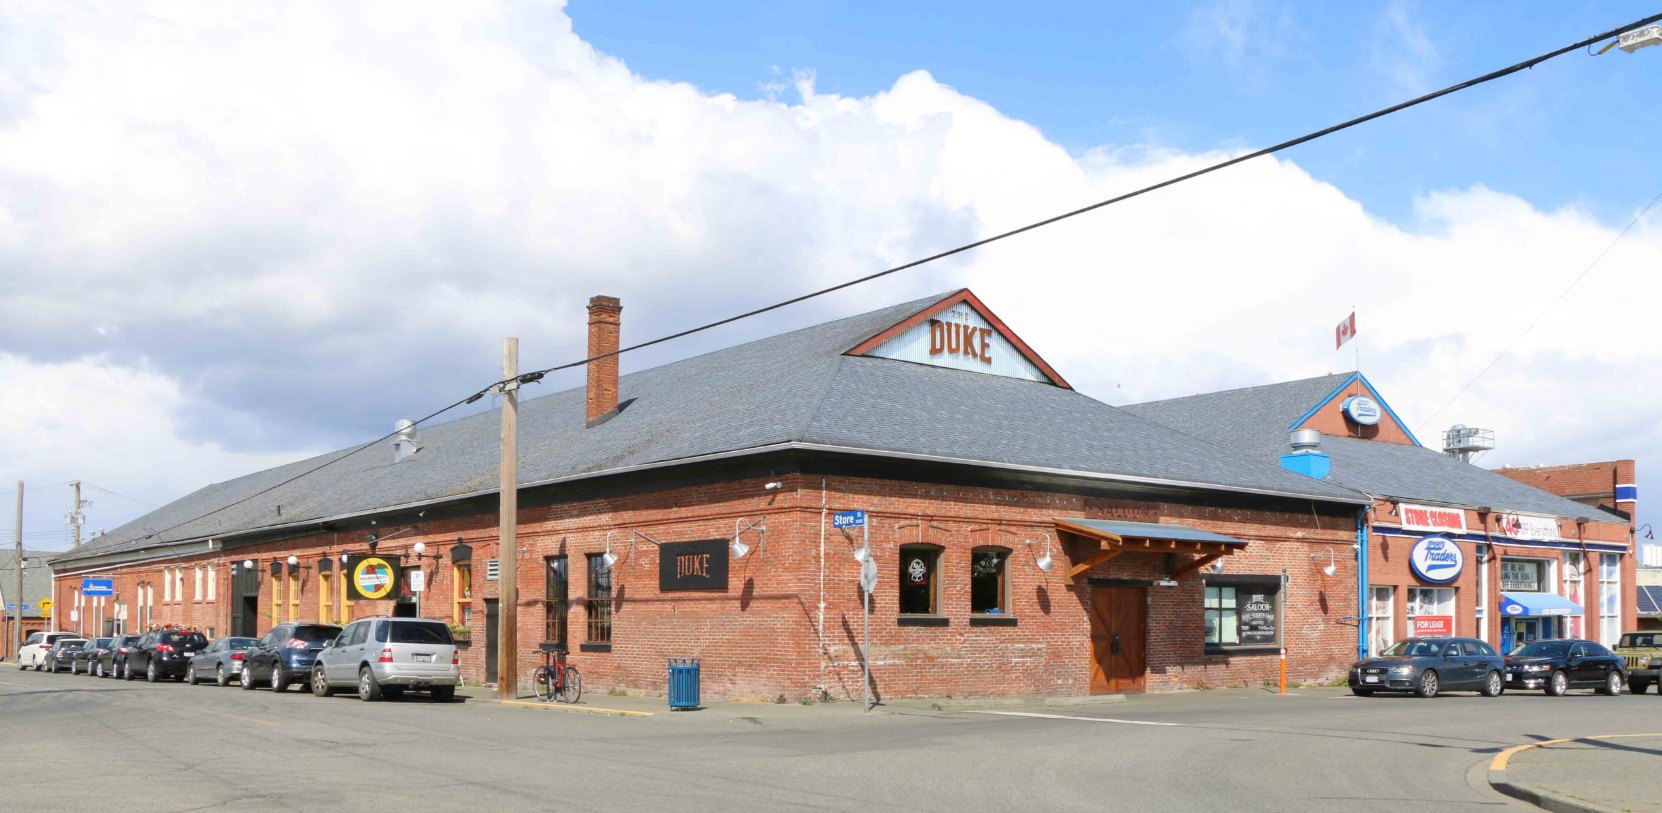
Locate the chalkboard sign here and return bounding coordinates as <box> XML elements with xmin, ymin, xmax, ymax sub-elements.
<box><xmin>1237</xmin><ymin>586</ymin><xmax>1279</xmax><ymax>645</ymax></box>
<box><xmin>659</xmin><ymin>539</ymin><xmax>729</xmax><ymax>592</ymax></box>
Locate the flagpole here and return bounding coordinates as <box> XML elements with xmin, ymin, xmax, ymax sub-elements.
<box><xmin>1353</xmin><ymin>305</ymin><xmax>1359</xmax><ymax>372</ymax></box>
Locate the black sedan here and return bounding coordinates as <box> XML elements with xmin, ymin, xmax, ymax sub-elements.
<box><xmin>186</xmin><ymin>637</ymin><xmax>258</xmax><ymax>686</ymax></box>
<box><xmin>125</xmin><ymin>630</ymin><xmax>209</xmax><ymax>682</ymax></box>
<box><xmin>240</xmin><ymin>623</ymin><xmax>341</xmax><ymax>692</ymax></box>
<box><xmin>97</xmin><ymin>634</ymin><xmax>144</xmax><ymax>678</ymax></box>
<box><xmin>1349</xmin><ymin>637</ymin><xmax>1505</xmax><ymax>698</ymax></box>
<box><xmin>43</xmin><ymin>638</ymin><xmax>87</xmax><ymax>673</ymax></box>
<box><xmin>72</xmin><ymin>637</ymin><xmax>114</xmax><ymax>675</ymax></box>
<box><xmin>1505</xmin><ymin>639</ymin><xmax>1627</xmax><ymax>696</ymax></box>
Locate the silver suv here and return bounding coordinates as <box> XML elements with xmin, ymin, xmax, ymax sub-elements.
<box><xmin>309</xmin><ymin>617</ymin><xmax>458</xmax><ymax>702</ymax></box>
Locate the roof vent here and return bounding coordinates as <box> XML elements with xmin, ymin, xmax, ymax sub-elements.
<box><xmin>393</xmin><ymin>419</ymin><xmax>419</xmax><ymax>462</ymax></box>
<box><xmin>1442</xmin><ymin>424</ymin><xmax>1494</xmax><ymax>463</ymax></box>
<box><xmin>1290</xmin><ymin>429</ymin><xmax>1322</xmax><ymax>451</ymax></box>
<box><xmin>1281</xmin><ymin>429</ymin><xmax>1331</xmax><ymax>479</ymax></box>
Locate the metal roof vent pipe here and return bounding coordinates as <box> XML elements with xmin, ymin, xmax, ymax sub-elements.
<box><xmin>393</xmin><ymin>418</ymin><xmax>420</xmax><ymax>462</ymax></box>
<box><xmin>1281</xmin><ymin>429</ymin><xmax>1331</xmax><ymax>479</ymax></box>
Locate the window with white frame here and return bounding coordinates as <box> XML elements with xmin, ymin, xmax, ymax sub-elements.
<box><xmin>162</xmin><ymin>570</ymin><xmax>172</xmax><ymax>602</ymax></box>
<box><xmin>1501</xmin><ymin>558</ymin><xmax>1547</xmax><ymax>592</ymax></box>
<box><xmin>206</xmin><ymin>564</ymin><xmax>216</xmax><ymax>601</ymax></box>
<box><xmin>1368</xmin><ymin>586</ymin><xmax>1395</xmax><ymax>656</ymax></box>
<box><xmin>1406</xmin><ymin>587</ymin><xmax>1455</xmax><ymax>637</ymax></box>
<box><xmin>194</xmin><ymin>566</ymin><xmax>202</xmax><ymax>601</ymax></box>
<box><xmin>1600</xmin><ymin>554</ymin><xmax>1621</xmax><ymax>647</ymax></box>
<box><xmin>1563</xmin><ymin>552</ymin><xmax>1585</xmax><ymax>638</ymax></box>
<box><xmin>174</xmin><ymin>568</ymin><xmax>184</xmax><ymax>603</ymax></box>
<box><xmin>1476</xmin><ymin>545</ymin><xmax>1490</xmax><ymax>643</ymax></box>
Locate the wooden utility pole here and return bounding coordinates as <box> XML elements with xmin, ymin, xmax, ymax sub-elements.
<box><xmin>496</xmin><ymin>339</ymin><xmax>519</xmax><ymax>699</ymax></box>
<box><xmin>68</xmin><ymin>480</ymin><xmax>84</xmax><ymax>549</ymax></box>
<box><xmin>12</xmin><ymin>481</ymin><xmax>22</xmax><ymax>662</ymax></box>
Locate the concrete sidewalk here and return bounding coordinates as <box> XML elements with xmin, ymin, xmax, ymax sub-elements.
<box><xmin>1490</xmin><ymin>734</ymin><xmax>1662</xmax><ymax>813</ymax></box>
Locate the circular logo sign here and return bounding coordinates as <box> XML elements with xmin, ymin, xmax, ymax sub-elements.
<box><xmin>1342</xmin><ymin>396</ymin><xmax>1382</xmax><ymax>426</ymax></box>
<box><xmin>906</xmin><ymin>558</ymin><xmax>928</xmax><ymax>584</ymax></box>
<box><xmin>1504</xmin><ymin>603</ymin><xmax>1526</xmax><ymax>616</ymax></box>
<box><xmin>1408</xmin><ymin>536</ymin><xmax>1464</xmax><ymax>584</ymax></box>
<box><xmin>352</xmin><ymin>556</ymin><xmax>397</xmax><ymax>600</ymax></box>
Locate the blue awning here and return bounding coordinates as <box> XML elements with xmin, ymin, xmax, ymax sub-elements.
<box><xmin>1500</xmin><ymin>592</ymin><xmax>1584</xmax><ymax>617</ymax></box>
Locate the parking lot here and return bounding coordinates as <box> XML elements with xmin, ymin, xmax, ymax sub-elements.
<box><xmin>3</xmin><ymin>666</ymin><xmax>1660</xmax><ymax>812</ymax></box>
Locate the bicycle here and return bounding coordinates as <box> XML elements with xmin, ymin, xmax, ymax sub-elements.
<box><xmin>532</xmin><ymin>643</ymin><xmax>581</xmax><ymax>703</ymax></box>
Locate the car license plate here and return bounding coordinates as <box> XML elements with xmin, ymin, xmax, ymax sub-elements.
<box><xmin>414</xmin><ymin>654</ymin><xmax>433</xmax><ymax>663</ymax></box>
<box><xmin>184</xmin><ymin>652</ymin><xmax>194</xmax><ymax>657</ymax></box>
<box><xmin>1363</xmin><ymin>675</ymin><xmax>1380</xmax><ymax>684</ymax></box>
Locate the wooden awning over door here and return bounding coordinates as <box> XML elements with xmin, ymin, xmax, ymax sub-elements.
<box><xmin>1054</xmin><ymin>518</ymin><xmax>1248</xmax><ymax>581</ymax></box>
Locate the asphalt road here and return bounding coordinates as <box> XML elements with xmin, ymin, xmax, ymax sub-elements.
<box><xmin>3</xmin><ymin>666</ymin><xmax>1658</xmax><ymax>812</ymax></box>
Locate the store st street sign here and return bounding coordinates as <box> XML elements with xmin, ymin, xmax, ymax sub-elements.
<box><xmin>832</xmin><ymin>510</ymin><xmax>866</xmax><ymax>529</ymax></box>
<box><xmin>1399</xmin><ymin>503</ymin><xmax>1467</xmax><ymax>534</ymax></box>
<box><xmin>1409</xmin><ymin>536</ymin><xmax>1464</xmax><ymax>584</ymax></box>
<box><xmin>81</xmin><ymin>578</ymin><xmax>115</xmax><ymax>597</ymax></box>
<box><xmin>1496</xmin><ymin>513</ymin><xmax>1560</xmax><ymax>542</ymax></box>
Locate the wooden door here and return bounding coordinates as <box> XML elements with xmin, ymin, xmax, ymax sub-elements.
<box><xmin>1089</xmin><ymin>586</ymin><xmax>1148</xmax><ymax>694</ymax></box>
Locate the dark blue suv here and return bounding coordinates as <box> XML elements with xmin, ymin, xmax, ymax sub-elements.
<box><xmin>239</xmin><ymin>623</ymin><xmax>342</xmax><ymax>692</ymax></box>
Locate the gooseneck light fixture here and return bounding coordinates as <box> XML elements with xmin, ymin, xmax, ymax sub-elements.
<box><xmin>601</xmin><ymin>531</ymin><xmax>619</xmax><ymax>569</ymax></box>
<box><xmin>1312</xmin><ymin>549</ymin><xmax>1337</xmax><ymax>577</ymax></box>
<box><xmin>732</xmin><ymin>518</ymin><xmax>767</xmax><ymax>560</ymax></box>
<box><xmin>1028</xmin><ymin>533</ymin><xmax>1054</xmax><ymax>572</ymax></box>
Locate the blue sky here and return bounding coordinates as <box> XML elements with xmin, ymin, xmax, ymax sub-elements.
<box><xmin>570</xmin><ymin>0</ymin><xmax>1662</xmax><ymax>225</ymax></box>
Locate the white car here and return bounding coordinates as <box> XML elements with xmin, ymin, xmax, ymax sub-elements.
<box><xmin>18</xmin><ymin>632</ymin><xmax>79</xmax><ymax>670</ymax></box>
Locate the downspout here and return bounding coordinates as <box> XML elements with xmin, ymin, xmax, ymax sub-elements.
<box><xmin>1356</xmin><ymin>505</ymin><xmax>1371</xmax><ymax>660</ymax></box>
<box><xmin>818</xmin><ymin>478</ymin><xmax>827</xmax><ymax>693</ymax></box>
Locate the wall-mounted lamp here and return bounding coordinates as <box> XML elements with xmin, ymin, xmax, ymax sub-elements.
<box><xmin>853</xmin><ymin>545</ymin><xmax>870</xmax><ymax>564</ymax></box>
<box><xmin>1208</xmin><ymin>559</ymin><xmax>1226</xmax><ymax>575</ymax></box>
<box><xmin>1311</xmin><ymin>549</ymin><xmax>1336</xmax><ymax>577</ymax></box>
<box><xmin>763</xmin><ymin>481</ymin><xmax>782</xmax><ymax>491</ymax></box>
<box><xmin>601</xmin><ymin>531</ymin><xmax>619</xmax><ymax>569</ymax></box>
<box><xmin>732</xmin><ymin>518</ymin><xmax>767</xmax><ymax>560</ymax></box>
<box><xmin>286</xmin><ymin>555</ymin><xmax>299</xmax><ymax>574</ymax></box>
<box><xmin>242</xmin><ymin>559</ymin><xmax>254</xmax><ymax>570</ymax></box>
<box><xmin>413</xmin><ymin>541</ymin><xmax>427</xmax><ymax>560</ymax></box>
<box><xmin>1028</xmin><ymin>534</ymin><xmax>1054</xmax><ymax>572</ymax></box>
<box><xmin>1639</xmin><ymin>523</ymin><xmax>1654</xmax><ymax>540</ymax></box>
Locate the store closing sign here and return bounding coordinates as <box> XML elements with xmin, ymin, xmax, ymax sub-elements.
<box><xmin>1399</xmin><ymin>504</ymin><xmax>1466</xmax><ymax>534</ymax></box>
<box><xmin>346</xmin><ymin>555</ymin><xmax>401</xmax><ymax>601</ymax></box>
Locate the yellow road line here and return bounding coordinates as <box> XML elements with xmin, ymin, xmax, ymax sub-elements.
<box><xmin>1490</xmin><ymin>733</ymin><xmax>1662</xmax><ymax>771</ymax></box>
<box><xmin>499</xmin><ymin>699</ymin><xmax>653</xmax><ymax>717</ymax></box>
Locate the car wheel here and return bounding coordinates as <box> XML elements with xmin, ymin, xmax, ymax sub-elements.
<box><xmin>240</xmin><ymin>664</ymin><xmax>256</xmax><ymax>690</ymax></box>
<box><xmin>186</xmin><ymin>666</ymin><xmax>200</xmax><ymax>686</ymax></box>
<box><xmin>430</xmin><ymin>685</ymin><xmax>455</xmax><ymax>702</ymax></box>
<box><xmin>146</xmin><ymin>659</ymin><xmax>159</xmax><ymax>683</ymax></box>
<box><xmin>1481</xmin><ymin>670</ymin><xmax>1504</xmax><ymax>698</ymax></box>
<box><xmin>270</xmin><ymin>666</ymin><xmax>288</xmax><ymax>693</ymax></box>
<box><xmin>312</xmin><ymin>667</ymin><xmax>334</xmax><ymax>697</ymax></box>
<box><xmin>44</xmin><ymin>659</ymin><xmax>54</xmax><ymax>674</ymax></box>
<box><xmin>1599</xmin><ymin>671</ymin><xmax>1624</xmax><ymax>696</ymax></box>
<box><xmin>358</xmin><ymin>667</ymin><xmax>383</xmax><ymax>701</ymax></box>
<box><xmin>216</xmin><ymin>664</ymin><xmax>230</xmax><ymax>687</ymax></box>
<box><xmin>1546</xmin><ymin>670</ymin><xmax>1569</xmax><ymax>696</ymax></box>
<box><xmin>95</xmin><ymin>661</ymin><xmax>103</xmax><ymax>678</ymax></box>
<box><xmin>1415</xmin><ymin>670</ymin><xmax>1439</xmax><ymax>699</ymax></box>
<box><xmin>122</xmin><ymin>660</ymin><xmax>134</xmax><ymax>681</ymax></box>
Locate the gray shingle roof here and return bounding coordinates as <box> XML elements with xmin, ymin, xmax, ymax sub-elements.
<box><xmin>55</xmin><ymin>292</ymin><xmax>1367</xmax><ymax>567</ymax></box>
<box><xmin>1125</xmin><ymin>375</ymin><xmax>1622</xmax><ymax>524</ymax></box>
<box><xmin>0</xmin><ymin>550</ymin><xmax>55</xmax><ymax>618</ymax></box>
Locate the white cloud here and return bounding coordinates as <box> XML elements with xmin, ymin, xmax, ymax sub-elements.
<box><xmin>0</xmin><ymin>1</ymin><xmax>1656</xmax><ymax>541</ymax></box>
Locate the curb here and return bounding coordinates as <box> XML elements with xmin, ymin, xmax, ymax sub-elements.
<box><xmin>901</xmin><ymin>694</ymin><xmax>1128</xmax><ymax>712</ymax></box>
<box><xmin>498</xmin><ymin>698</ymin><xmax>654</xmax><ymax>717</ymax></box>
<box><xmin>1486</xmin><ymin>734</ymin><xmax>1662</xmax><ymax>813</ymax></box>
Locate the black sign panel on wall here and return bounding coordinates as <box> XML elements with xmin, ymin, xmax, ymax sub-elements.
<box><xmin>1238</xmin><ymin>586</ymin><xmax>1280</xmax><ymax>646</ymax></box>
<box><xmin>659</xmin><ymin>539</ymin><xmax>729</xmax><ymax>592</ymax></box>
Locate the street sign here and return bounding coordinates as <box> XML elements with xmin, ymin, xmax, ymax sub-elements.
<box><xmin>832</xmin><ymin>510</ymin><xmax>866</xmax><ymax>529</ymax></box>
<box><xmin>409</xmin><ymin>569</ymin><xmax>425</xmax><ymax>593</ymax></box>
<box><xmin>39</xmin><ymin>598</ymin><xmax>53</xmax><ymax>612</ymax></box>
<box><xmin>82</xmin><ymin>578</ymin><xmax>115</xmax><ymax>597</ymax></box>
<box><xmin>860</xmin><ymin>557</ymin><xmax>878</xmax><ymax>594</ymax></box>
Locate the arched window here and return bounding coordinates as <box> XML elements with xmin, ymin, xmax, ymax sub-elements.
<box><xmin>971</xmin><ymin>546</ymin><xmax>1011</xmax><ymax>615</ymax></box>
<box><xmin>898</xmin><ymin>544</ymin><xmax>944</xmax><ymax>616</ymax></box>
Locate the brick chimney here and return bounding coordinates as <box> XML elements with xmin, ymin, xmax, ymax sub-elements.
<box><xmin>586</xmin><ymin>295</ymin><xmax>622</xmax><ymax>426</ymax></box>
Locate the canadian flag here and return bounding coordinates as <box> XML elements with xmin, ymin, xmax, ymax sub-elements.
<box><xmin>1334</xmin><ymin>311</ymin><xmax>1356</xmax><ymax>349</ymax></box>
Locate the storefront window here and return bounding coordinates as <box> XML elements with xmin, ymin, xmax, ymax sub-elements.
<box><xmin>1501</xmin><ymin>559</ymin><xmax>1546</xmax><ymax>592</ymax></box>
<box><xmin>1204</xmin><ymin>577</ymin><xmax>1280</xmax><ymax>650</ymax></box>
<box><xmin>970</xmin><ymin>547</ymin><xmax>1009</xmax><ymax>614</ymax></box>
<box><xmin>1368</xmin><ymin>586</ymin><xmax>1394</xmax><ymax>656</ymax></box>
<box><xmin>1204</xmin><ymin>586</ymin><xmax>1238</xmax><ymax>645</ymax></box>
<box><xmin>898</xmin><ymin>545</ymin><xmax>941</xmax><ymax>615</ymax></box>
<box><xmin>1407</xmin><ymin>586</ymin><xmax>1455</xmax><ymax>637</ymax></box>
<box><xmin>1562</xmin><ymin>552</ymin><xmax>1585</xmax><ymax>638</ymax></box>
<box><xmin>544</xmin><ymin>556</ymin><xmax>568</xmax><ymax>648</ymax></box>
<box><xmin>1600</xmin><ymin>554</ymin><xmax>1620</xmax><ymax>647</ymax></box>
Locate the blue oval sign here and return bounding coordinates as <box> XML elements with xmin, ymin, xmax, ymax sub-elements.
<box><xmin>1409</xmin><ymin>535</ymin><xmax>1464</xmax><ymax>584</ymax></box>
<box><xmin>1342</xmin><ymin>396</ymin><xmax>1382</xmax><ymax>426</ymax></box>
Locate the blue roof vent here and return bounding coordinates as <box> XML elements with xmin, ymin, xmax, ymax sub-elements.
<box><xmin>1281</xmin><ymin>429</ymin><xmax>1331</xmax><ymax>479</ymax></box>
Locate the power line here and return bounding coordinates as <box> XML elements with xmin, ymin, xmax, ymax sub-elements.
<box><xmin>81</xmin><ymin>483</ymin><xmax>159</xmax><ymax>508</ymax></box>
<box><xmin>513</xmin><ymin>11</ymin><xmax>1662</xmax><ymax>383</ymax></box>
<box><xmin>1415</xmin><ymin>189</ymin><xmax>1662</xmax><ymax>433</ymax></box>
<box><xmin>90</xmin><ymin>10</ymin><xmax>1662</xmax><ymax>555</ymax></box>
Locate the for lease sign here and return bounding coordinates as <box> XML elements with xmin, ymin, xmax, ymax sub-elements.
<box><xmin>1399</xmin><ymin>503</ymin><xmax>1467</xmax><ymax>534</ymax></box>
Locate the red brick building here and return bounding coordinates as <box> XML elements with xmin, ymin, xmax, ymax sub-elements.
<box><xmin>1129</xmin><ymin>373</ymin><xmax>1639</xmax><ymax>658</ymax></box>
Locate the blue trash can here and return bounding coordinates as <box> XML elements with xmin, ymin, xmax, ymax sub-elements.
<box><xmin>668</xmin><ymin>658</ymin><xmax>701</xmax><ymax>710</ymax></box>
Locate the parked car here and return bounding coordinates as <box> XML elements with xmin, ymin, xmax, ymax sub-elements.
<box><xmin>18</xmin><ymin>632</ymin><xmax>79</xmax><ymax>670</ymax></box>
<box><xmin>1349</xmin><ymin>637</ymin><xmax>1505</xmax><ymax>698</ymax></box>
<box><xmin>310</xmin><ymin>617</ymin><xmax>459</xmax><ymax>702</ymax></box>
<box><xmin>73</xmin><ymin>637</ymin><xmax>114</xmax><ymax>676</ymax></box>
<box><xmin>241</xmin><ymin>623</ymin><xmax>342</xmax><ymax>692</ymax></box>
<box><xmin>97</xmin><ymin>634</ymin><xmax>145</xmax><ymax>678</ymax></box>
<box><xmin>125</xmin><ymin>629</ymin><xmax>209</xmax><ymax>682</ymax></box>
<box><xmin>43</xmin><ymin>638</ymin><xmax>88</xmax><ymax>673</ymax></box>
<box><xmin>186</xmin><ymin>637</ymin><xmax>258</xmax><ymax>686</ymax></box>
<box><xmin>1505</xmin><ymin>639</ymin><xmax>1627</xmax><ymax>696</ymax></box>
<box><xmin>1613</xmin><ymin>632</ymin><xmax>1660</xmax><ymax>694</ymax></box>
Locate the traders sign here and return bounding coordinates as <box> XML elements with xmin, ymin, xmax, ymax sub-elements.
<box><xmin>1341</xmin><ymin>396</ymin><xmax>1382</xmax><ymax>426</ymax></box>
<box><xmin>1496</xmin><ymin>513</ymin><xmax>1559</xmax><ymax>542</ymax></box>
<box><xmin>1408</xmin><ymin>536</ymin><xmax>1464</xmax><ymax>584</ymax></box>
<box><xmin>346</xmin><ymin>555</ymin><xmax>401</xmax><ymax>601</ymax></box>
<box><xmin>1399</xmin><ymin>503</ymin><xmax>1467</xmax><ymax>534</ymax></box>
<box><xmin>659</xmin><ymin>539</ymin><xmax>729</xmax><ymax>592</ymax></box>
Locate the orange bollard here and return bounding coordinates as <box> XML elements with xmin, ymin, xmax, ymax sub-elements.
<box><xmin>1279</xmin><ymin>648</ymin><xmax>1287</xmax><ymax>695</ymax></box>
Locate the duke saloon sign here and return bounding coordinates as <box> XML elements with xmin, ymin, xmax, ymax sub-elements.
<box><xmin>659</xmin><ymin>539</ymin><xmax>730</xmax><ymax>592</ymax></box>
